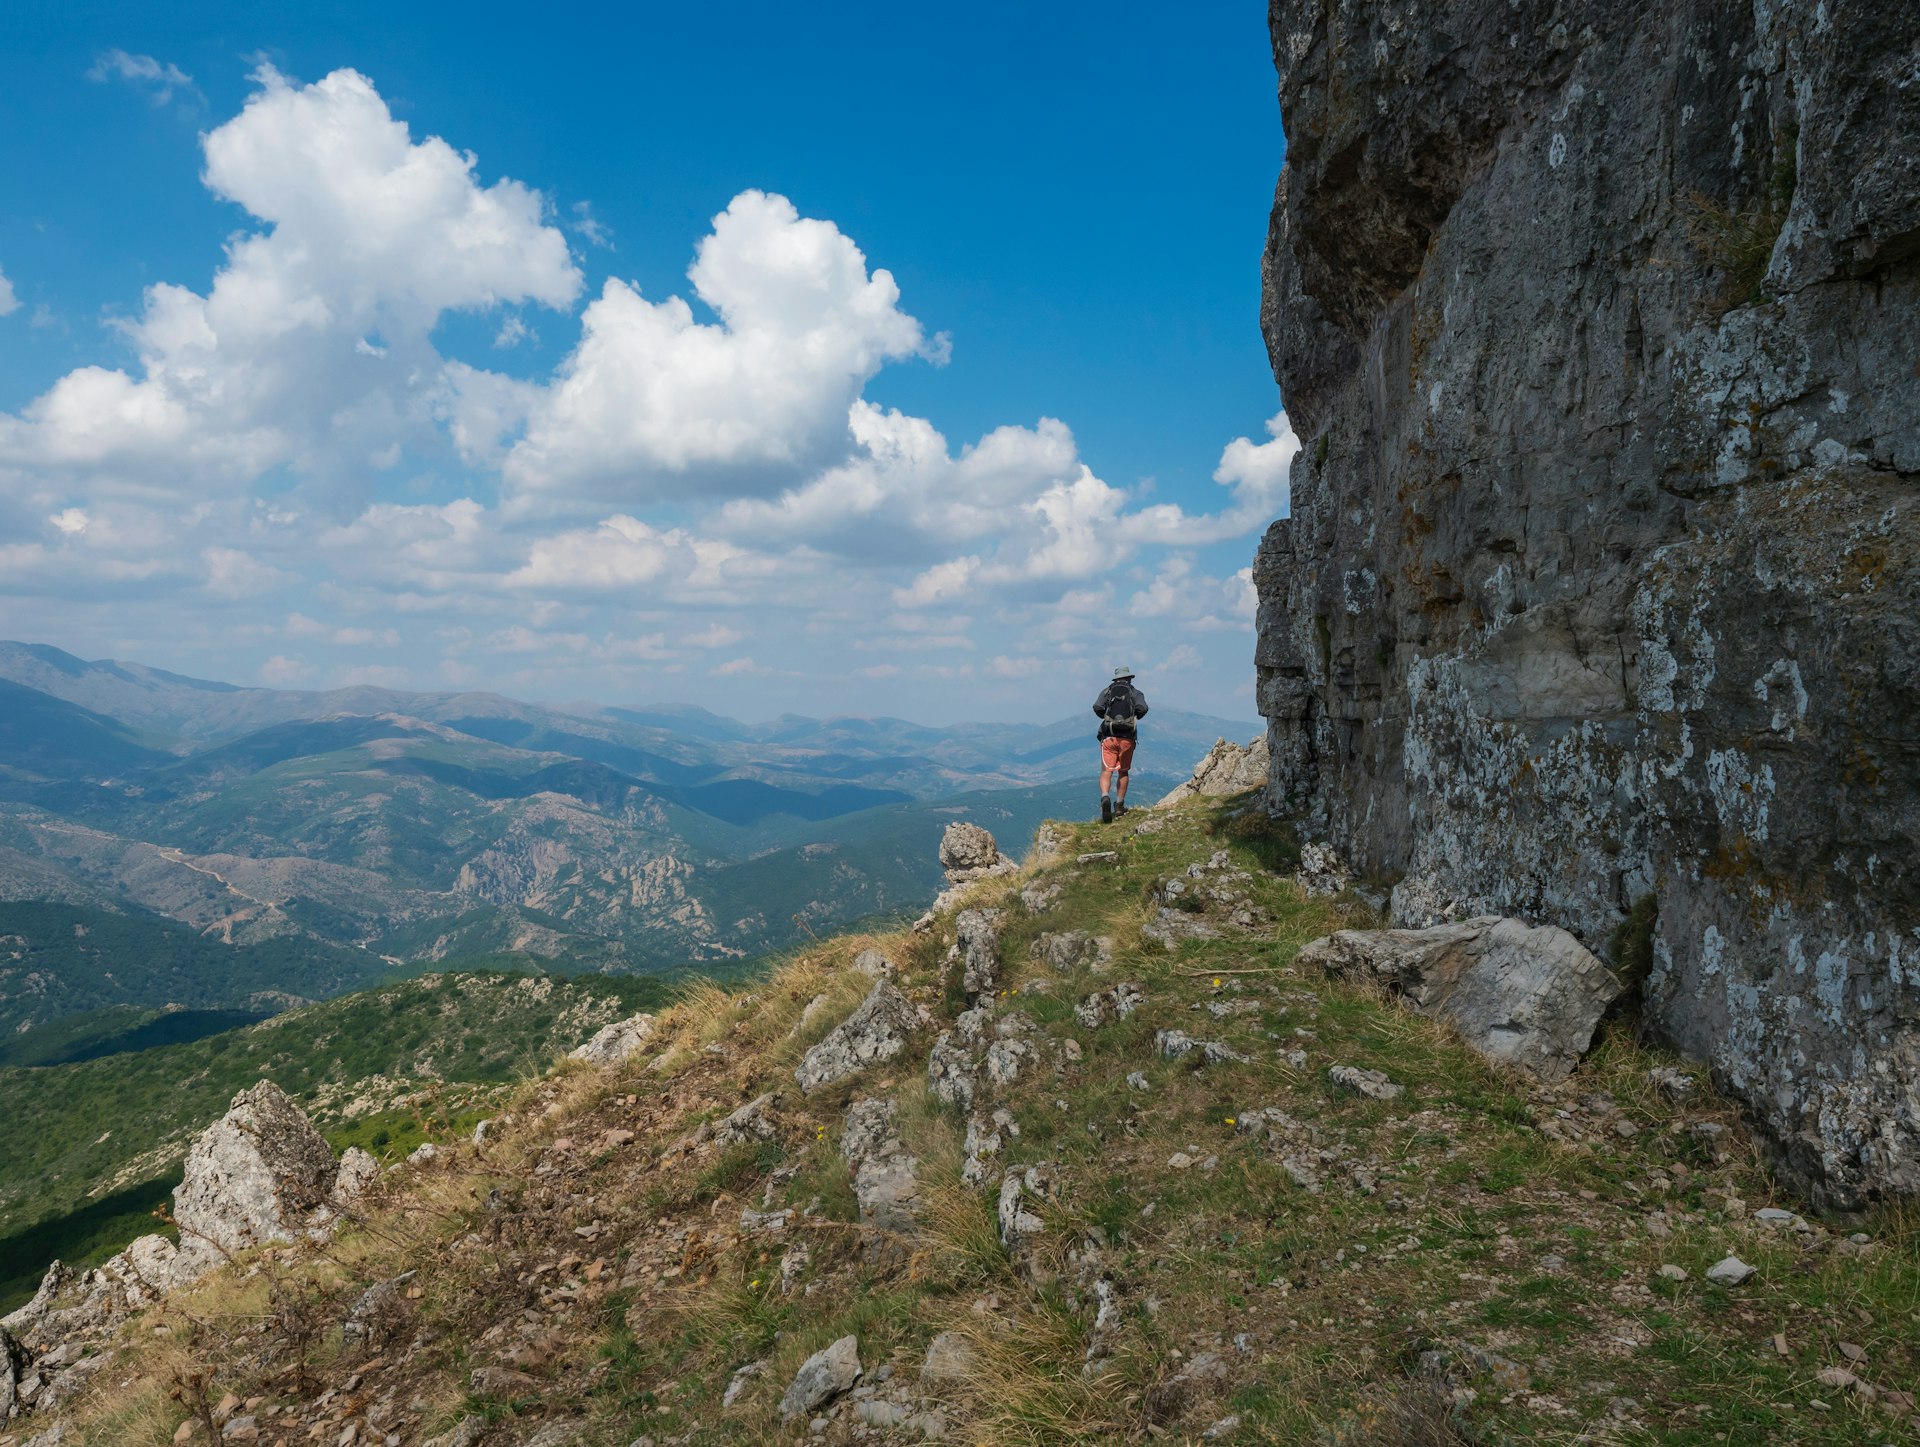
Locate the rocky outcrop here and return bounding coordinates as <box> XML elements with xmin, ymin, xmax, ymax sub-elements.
<box><xmin>170</xmin><ymin>1081</ymin><xmax>343</xmax><ymax>1271</ymax></box>
<box><xmin>569</xmin><ymin>1012</ymin><xmax>657</xmax><ymax>1067</ymax></box>
<box><xmin>793</xmin><ymin>982</ymin><xmax>928</xmax><ymax>1093</ymax></box>
<box><xmin>1257</xmin><ymin>0</ymin><xmax>1919</xmax><ymax>1204</ymax></box>
<box><xmin>952</xmin><ymin>908</ymin><xmax>1004</xmax><ymax>1001</ymax></box>
<box><xmin>840</xmin><ymin>1098</ymin><xmax>921</xmax><ymax>1252</ymax></box>
<box><xmin>1156</xmin><ymin>737</ymin><xmax>1270</xmax><ymax>808</ymax></box>
<box><xmin>915</xmin><ymin>823</ymin><xmax>1021</xmax><ymax>930</ymax></box>
<box><xmin>938</xmin><ymin>822</ymin><xmax>1016</xmax><ymax>886</ymax></box>
<box><xmin>1303</xmin><ymin>918</ymin><xmax>1624</xmax><ymax>1083</ymax></box>
<box><xmin>3</xmin><ymin>1082</ymin><xmax>372</xmax><ymax>1425</ymax></box>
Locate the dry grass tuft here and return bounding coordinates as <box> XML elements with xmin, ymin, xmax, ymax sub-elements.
<box><xmin>939</xmin><ymin>1302</ymin><xmax>1131</xmax><ymax>1445</ymax></box>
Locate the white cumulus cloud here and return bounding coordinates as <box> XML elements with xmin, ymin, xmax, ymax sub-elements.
<box><xmin>0</xmin><ymin>65</ymin><xmax>579</xmax><ymax>492</ymax></box>
<box><xmin>500</xmin><ymin>191</ymin><xmax>938</xmax><ymax>506</ymax></box>
<box><xmin>1118</xmin><ymin>411</ymin><xmax>1300</xmax><ymax>545</ymax></box>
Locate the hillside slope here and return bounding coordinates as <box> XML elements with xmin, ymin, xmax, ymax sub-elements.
<box><xmin>0</xmin><ymin>971</ymin><xmax>673</xmax><ymax>1311</ymax></box>
<box><xmin>6</xmin><ymin>794</ymin><xmax>1913</xmax><ymax>1446</ymax></box>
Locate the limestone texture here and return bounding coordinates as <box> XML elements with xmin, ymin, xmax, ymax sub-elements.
<box><xmin>3</xmin><ymin>1082</ymin><xmax>361</xmax><ymax>1424</ymax></box>
<box><xmin>569</xmin><ymin>1012</ymin><xmax>657</xmax><ymax>1067</ymax></box>
<box><xmin>780</xmin><ymin>1335</ymin><xmax>862</xmax><ymax>1420</ymax></box>
<box><xmin>793</xmin><ymin>981</ymin><xmax>927</xmax><ymax>1093</ymax></box>
<box><xmin>1156</xmin><ymin>736</ymin><xmax>1270</xmax><ymax>808</ymax></box>
<box><xmin>938</xmin><ymin>822</ymin><xmax>1013</xmax><ymax>885</ymax></box>
<box><xmin>1258</xmin><ymin>0</ymin><xmax>1919</xmax><ymax>1204</ymax></box>
<box><xmin>172</xmin><ymin>1081</ymin><xmax>342</xmax><ymax>1271</ymax></box>
<box><xmin>1302</xmin><ymin>917</ymin><xmax>1623</xmax><ymax>1082</ymax></box>
<box><xmin>953</xmin><ymin>908</ymin><xmax>1004</xmax><ymax>1000</ymax></box>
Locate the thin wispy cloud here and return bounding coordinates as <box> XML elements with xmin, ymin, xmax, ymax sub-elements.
<box><xmin>570</xmin><ymin>201</ymin><xmax>613</xmax><ymax>249</ymax></box>
<box><xmin>86</xmin><ymin>49</ymin><xmax>201</xmax><ymax>107</ymax></box>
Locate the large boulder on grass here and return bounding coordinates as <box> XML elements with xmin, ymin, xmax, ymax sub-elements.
<box><xmin>794</xmin><ymin>982</ymin><xmax>928</xmax><ymax>1093</ymax></box>
<box><xmin>781</xmin><ymin>1335</ymin><xmax>863</xmax><ymax>1420</ymax></box>
<box><xmin>570</xmin><ymin>1012</ymin><xmax>657</xmax><ymax>1067</ymax></box>
<box><xmin>1301</xmin><ymin>917</ymin><xmax>1623</xmax><ymax>1083</ymax></box>
<box><xmin>171</xmin><ymin>1081</ymin><xmax>343</xmax><ymax>1273</ymax></box>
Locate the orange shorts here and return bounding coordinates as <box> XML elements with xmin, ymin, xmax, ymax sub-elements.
<box><xmin>1100</xmin><ymin>736</ymin><xmax>1135</xmax><ymax>774</ymax></box>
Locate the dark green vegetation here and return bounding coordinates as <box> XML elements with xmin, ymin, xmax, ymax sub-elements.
<box><xmin>0</xmin><ymin>969</ymin><xmax>671</xmax><ymax>1310</ymax></box>
<box><xmin>0</xmin><ymin>900</ymin><xmax>399</xmax><ymax>1036</ymax></box>
<box><xmin>0</xmin><ymin>1005</ymin><xmax>268</xmax><ymax>1068</ymax></box>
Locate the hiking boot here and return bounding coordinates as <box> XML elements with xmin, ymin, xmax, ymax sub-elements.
<box><xmin>1115</xmin><ymin>802</ymin><xmax>1129</xmax><ymax>817</ymax></box>
<box><xmin>1100</xmin><ymin>796</ymin><xmax>1113</xmax><ymax>824</ymax></box>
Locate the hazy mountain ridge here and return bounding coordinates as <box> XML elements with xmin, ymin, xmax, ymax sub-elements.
<box><xmin>0</xmin><ymin>641</ymin><xmax>1214</xmax><ymax>1002</ymax></box>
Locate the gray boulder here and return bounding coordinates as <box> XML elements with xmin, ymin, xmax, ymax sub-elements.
<box><xmin>780</xmin><ymin>1334</ymin><xmax>862</xmax><ymax>1420</ymax></box>
<box><xmin>570</xmin><ymin>1013</ymin><xmax>657</xmax><ymax>1067</ymax></box>
<box><xmin>841</xmin><ymin>1099</ymin><xmax>921</xmax><ymax>1243</ymax></box>
<box><xmin>1302</xmin><ymin>917</ymin><xmax>1622</xmax><ymax>1083</ymax></box>
<box><xmin>172</xmin><ymin>1081</ymin><xmax>342</xmax><ymax>1273</ymax></box>
<box><xmin>333</xmin><ymin>1145</ymin><xmax>380</xmax><ymax>1203</ymax></box>
<box><xmin>714</xmin><ymin>1092</ymin><xmax>779</xmax><ymax>1144</ymax></box>
<box><xmin>1157</xmin><ymin>737</ymin><xmax>1270</xmax><ymax>808</ymax></box>
<box><xmin>927</xmin><ymin>1031</ymin><xmax>978</xmax><ymax>1113</ymax></box>
<box><xmin>939</xmin><ymin>822</ymin><xmax>1010</xmax><ymax>885</ymax></box>
<box><xmin>954</xmin><ymin>909</ymin><xmax>1003</xmax><ymax>1000</ymax></box>
<box><xmin>794</xmin><ymin>982</ymin><xmax>928</xmax><ymax>1093</ymax></box>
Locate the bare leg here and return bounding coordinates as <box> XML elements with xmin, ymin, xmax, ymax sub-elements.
<box><xmin>1098</xmin><ymin>765</ymin><xmax>1114</xmax><ymax>797</ymax></box>
<box><xmin>1115</xmin><ymin>772</ymin><xmax>1130</xmax><ymax>806</ymax></box>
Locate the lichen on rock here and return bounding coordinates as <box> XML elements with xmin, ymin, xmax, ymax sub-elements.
<box><xmin>1256</xmin><ymin>0</ymin><xmax>1919</xmax><ymax>1206</ymax></box>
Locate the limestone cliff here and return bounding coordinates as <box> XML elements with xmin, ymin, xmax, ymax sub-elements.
<box><xmin>1255</xmin><ymin>0</ymin><xmax>1918</xmax><ymax>1206</ymax></box>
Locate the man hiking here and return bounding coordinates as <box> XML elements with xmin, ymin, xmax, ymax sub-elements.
<box><xmin>1093</xmin><ymin>666</ymin><xmax>1148</xmax><ymax>822</ymax></box>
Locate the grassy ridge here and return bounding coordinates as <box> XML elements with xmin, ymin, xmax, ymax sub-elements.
<box><xmin>54</xmin><ymin>797</ymin><xmax>1900</xmax><ymax>1447</ymax></box>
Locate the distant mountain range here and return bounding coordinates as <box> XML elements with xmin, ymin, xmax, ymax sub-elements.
<box><xmin>0</xmin><ymin>640</ymin><xmax>1246</xmax><ymax>1025</ymax></box>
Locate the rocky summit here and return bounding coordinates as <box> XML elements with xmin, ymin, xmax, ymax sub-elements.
<box><xmin>3</xmin><ymin>793</ymin><xmax>1913</xmax><ymax>1446</ymax></box>
<box><xmin>1255</xmin><ymin>0</ymin><xmax>1918</xmax><ymax>1208</ymax></box>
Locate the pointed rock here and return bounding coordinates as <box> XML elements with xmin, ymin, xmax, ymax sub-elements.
<box><xmin>172</xmin><ymin>1082</ymin><xmax>341</xmax><ymax>1274</ymax></box>
<box><xmin>794</xmin><ymin>982</ymin><xmax>928</xmax><ymax>1093</ymax></box>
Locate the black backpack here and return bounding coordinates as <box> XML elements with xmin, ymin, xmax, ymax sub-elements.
<box><xmin>1103</xmin><ymin>685</ymin><xmax>1139</xmax><ymax>737</ymax></box>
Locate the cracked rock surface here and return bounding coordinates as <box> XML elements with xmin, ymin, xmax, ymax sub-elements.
<box><xmin>1257</xmin><ymin>0</ymin><xmax>1919</xmax><ymax>1205</ymax></box>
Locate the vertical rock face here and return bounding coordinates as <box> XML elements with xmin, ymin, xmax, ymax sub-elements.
<box><xmin>1258</xmin><ymin>0</ymin><xmax>1918</xmax><ymax>1205</ymax></box>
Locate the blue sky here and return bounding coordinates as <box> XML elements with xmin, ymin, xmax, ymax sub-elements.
<box><xmin>0</xmin><ymin>2</ymin><xmax>1290</xmax><ymax>724</ymax></box>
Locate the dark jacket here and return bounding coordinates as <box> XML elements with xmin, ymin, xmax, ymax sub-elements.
<box><xmin>1092</xmin><ymin>681</ymin><xmax>1148</xmax><ymax>740</ymax></box>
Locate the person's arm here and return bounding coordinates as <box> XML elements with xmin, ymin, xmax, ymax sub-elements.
<box><xmin>1134</xmin><ymin>689</ymin><xmax>1149</xmax><ymax>719</ymax></box>
<box><xmin>1091</xmin><ymin>688</ymin><xmax>1107</xmax><ymax>717</ymax></box>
